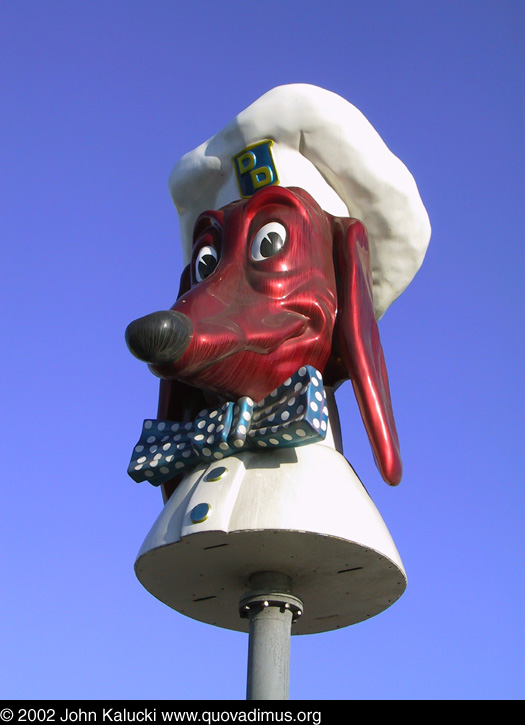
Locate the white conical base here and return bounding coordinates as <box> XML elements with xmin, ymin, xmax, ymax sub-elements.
<box><xmin>135</xmin><ymin>442</ymin><xmax>406</xmax><ymax>634</ymax></box>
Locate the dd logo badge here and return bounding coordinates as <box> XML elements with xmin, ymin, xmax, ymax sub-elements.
<box><xmin>233</xmin><ymin>140</ymin><xmax>279</xmax><ymax>198</ymax></box>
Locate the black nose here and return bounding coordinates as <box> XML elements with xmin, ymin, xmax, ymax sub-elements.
<box><xmin>125</xmin><ymin>310</ymin><xmax>193</xmax><ymax>365</ymax></box>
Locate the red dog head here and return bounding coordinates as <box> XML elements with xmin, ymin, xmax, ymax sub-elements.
<box><xmin>126</xmin><ymin>185</ymin><xmax>402</xmax><ymax>486</ymax></box>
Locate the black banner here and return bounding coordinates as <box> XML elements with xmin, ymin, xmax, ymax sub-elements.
<box><xmin>0</xmin><ymin>703</ymin><xmax>336</xmax><ymax>725</ymax></box>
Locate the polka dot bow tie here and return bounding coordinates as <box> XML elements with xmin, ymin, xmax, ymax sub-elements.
<box><xmin>128</xmin><ymin>366</ymin><xmax>329</xmax><ymax>487</ymax></box>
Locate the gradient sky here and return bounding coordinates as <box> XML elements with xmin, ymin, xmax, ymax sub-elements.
<box><xmin>2</xmin><ymin>0</ymin><xmax>523</xmax><ymax>701</ymax></box>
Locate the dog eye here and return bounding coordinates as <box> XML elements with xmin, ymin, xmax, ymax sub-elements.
<box><xmin>251</xmin><ymin>222</ymin><xmax>286</xmax><ymax>261</ymax></box>
<box><xmin>195</xmin><ymin>246</ymin><xmax>219</xmax><ymax>282</ymax></box>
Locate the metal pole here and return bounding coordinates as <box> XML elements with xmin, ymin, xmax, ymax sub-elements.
<box><xmin>239</xmin><ymin>572</ymin><xmax>304</xmax><ymax>700</ymax></box>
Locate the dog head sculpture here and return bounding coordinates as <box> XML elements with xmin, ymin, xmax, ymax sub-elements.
<box><xmin>127</xmin><ymin>184</ymin><xmax>403</xmax><ymax>485</ymax></box>
<box><xmin>126</xmin><ymin>84</ymin><xmax>430</xmax><ymax>494</ymax></box>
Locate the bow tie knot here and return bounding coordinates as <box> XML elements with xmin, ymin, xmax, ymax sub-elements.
<box><xmin>128</xmin><ymin>365</ymin><xmax>328</xmax><ymax>487</ymax></box>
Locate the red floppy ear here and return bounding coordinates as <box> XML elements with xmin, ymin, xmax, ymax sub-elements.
<box><xmin>332</xmin><ymin>218</ymin><xmax>402</xmax><ymax>485</ymax></box>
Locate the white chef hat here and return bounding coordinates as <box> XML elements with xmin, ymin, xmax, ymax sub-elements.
<box><xmin>169</xmin><ymin>84</ymin><xmax>430</xmax><ymax>319</ymax></box>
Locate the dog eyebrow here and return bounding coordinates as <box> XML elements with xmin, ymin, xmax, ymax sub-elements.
<box><xmin>245</xmin><ymin>186</ymin><xmax>302</xmax><ymax>215</ymax></box>
<box><xmin>193</xmin><ymin>211</ymin><xmax>223</xmax><ymax>241</ymax></box>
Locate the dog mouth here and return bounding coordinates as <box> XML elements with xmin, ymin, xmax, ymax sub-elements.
<box><xmin>125</xmin><ymin>308</ymin><xmax>309</xmax><ymax>367</ymax></box>
<box><xmin>125</xmin><ymin>306</ymin><xmax>316</xmax><ymax>401</ymax></box>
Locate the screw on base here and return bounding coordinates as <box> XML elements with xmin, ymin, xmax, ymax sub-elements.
<box><xmin>239</xmin><ymin>593</ymin><xmax>304</xmax><ymax>623</ymax></box>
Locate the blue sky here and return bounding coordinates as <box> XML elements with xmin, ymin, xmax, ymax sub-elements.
<box><xmin>2</xmin><ymin>0</ymin><xmax>523</xmax><ymax>701</ymax></box>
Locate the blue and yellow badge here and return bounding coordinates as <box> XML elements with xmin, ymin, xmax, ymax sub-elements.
<box><xmin>233</xmin><ymin>140</ymin><xmax>279</xmax><ymax>198</ymax></box>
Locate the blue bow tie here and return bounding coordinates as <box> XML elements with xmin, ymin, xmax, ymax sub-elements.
<box><xmin>128</xmin><ymin>365</ymin><xmax>328</xmax><ymax>487</ymax></box>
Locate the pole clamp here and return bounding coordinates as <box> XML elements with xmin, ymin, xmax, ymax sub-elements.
<box><xmin>239</xmin><ymin>592</ymin><xmax>304</xmax><ymax>624</ymax></box>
